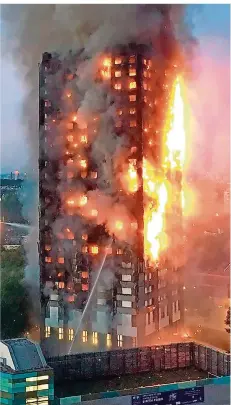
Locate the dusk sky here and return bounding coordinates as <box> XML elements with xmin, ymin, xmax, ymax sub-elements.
<box><xmin>0</xmin><ymin>4</ymin><xmax>230</xmax><ymax>174</ymax></box>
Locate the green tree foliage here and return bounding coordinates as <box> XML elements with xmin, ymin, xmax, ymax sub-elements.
<box><xmin>0</xmin><ymin>247</ymin><xmax>31</xmax><ymax>339</ymax></box>
<box><xmin>225</xmin><ymin>307</ymin><xmax>230</xmax><ymax>334</ymax></box>
<box><xmin>1</xmin><ymin>191</ymin><xmax>25</xmax><ymax>223</ymax></box>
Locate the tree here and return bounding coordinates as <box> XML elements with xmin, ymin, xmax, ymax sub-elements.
<box><xmin>0</xmin><ymin>247</ymin><xmax>31</xmax><ymax>339</ymax></box>
<box><xmin>225</xmin><ymin>307</ymin><xmax>230</xmax><ymax>334</ymax></box>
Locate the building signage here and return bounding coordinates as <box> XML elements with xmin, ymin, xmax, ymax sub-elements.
<box><xmin>132</xmin><ymin>387</ymin><xmax>204</xmax><ymax>405</ymax></box>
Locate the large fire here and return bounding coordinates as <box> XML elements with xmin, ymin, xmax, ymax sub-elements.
<box><xmin>143</xmin><ymin>75</ymin><xmax>187</xmax><ymax>263</ymax></box>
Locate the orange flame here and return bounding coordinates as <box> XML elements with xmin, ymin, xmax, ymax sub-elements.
<box><xmin>121</xmin><ymin>160</ymin><xmax>138</xmax><ymax>194</ymax></box>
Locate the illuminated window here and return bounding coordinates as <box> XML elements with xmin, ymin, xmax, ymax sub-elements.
<box><xmin>117</xmin><ymin>109</ymin><xmax>123</xmax><ymax>116</ymax></box>
<box><xmin>130</xmin><ymin>120</ymin><xmax>136</xmax><ymax>128</ymax></box>
<box><xmin>45</xmin><ymin>245</ymin><xmax>51</xmax><ymax>251</ymax></box>
<box><xmin>82</xmin><ymin>234</ymin><xmax>88</xmax><ymax>241</ymax></box>
<box><xmin>81</xmin><ymin>271</ymin><xmax>88</xmax><ymax>278</ymax></box>
<box><xmin>143</xmin><ymin>70</ymin><xmax>147</xmax><ymax>77</ymax></box>
<box><xmin>143</xmin><ymin>58</ymin><xmax>147</xmax><ymax>65</ymax></box>
<box><xmin>82</xmin><ymin>246</ymin><xmax>88</xmax><ymax>254</ymax></box>
<box><xmin>106</xmin><ymin>333</ymin><xmax>112</xmax><ymax>347</ymax></box>
<box><xmin>67</xmin><ymin>135</ymin><xmax>73</xmax><ymax>142</ymax></box>
<box><xmin>91</xmin><ymin>209</ymin><xmax>98</xmax><ymax>217</ymax></box>
<box><xmin>82</xmin><ymin>330</ymin><xmax>88</xmax><ymax>343</ymax></box>
<box><xmin>68</xmin><ymin>328</ymin><xmax>74</xmax><ymax>341</ymax></box>
<box><xmin>58</xmin><ymin>327</ymin><xmax>63</xmax><ymax>340</ymax></box>
<box><xmin>80</xmin><ymin>159</ymin><xmax>87</xmax><ymax>169</ymax></box>
<box><xmin>45</xmin><ymin>100</ymin><xmax>51</xmax><ymax>107</ymax></box>
<box><xmin>58</xmin><ymin>282</ymin><xmax>64</xmax><ymax>289</ymax></box>
<box><xmin>115</xmin><ymin>57</ymin><xmax>122</xmax><ymax>64</ymax></box>
<box><xmin>81</xmin><ymin>171</ymin><xmax>87</xmax><ymax>179</ymax></box>
<box><xmin>129</xmin><ymin>55</ymin><xmax>136</xmax><ymax>63</ymax></box>
<box><xmin>114</xmin><ymin>82</ymin><xmax>121</xmax><ymax>90</ymax></box>
<box><xmin>129</xmin><ymin>108</ymin><xmax>136</xmax><ymax>115</ymax></box>
<box><xmin>129</xmin><ymin>68</ymin><xmax>136</xmax><ymax>77</ymax></box>
<box><xmin>37</xmin><ymin>384</ymin><xmax>49</xmax><ymax>391</ymax></box>
<box><xmin>115</xmin><ymin>70</ymin><xmax>121</xmax><ymax>77</ymax></box>
<box><xmin>117</xmin><ymin>334</ymin><xmax>123</xmax><ymax>347</ymax></box>
<box><xmin>90</xmin><ymin>171</ymin><xmax>97</xmax><ymax>179</ymax></box>
<box><xmin>143</xmin><ymin>82</ymin><xmax>148</xmax><ymax>90</ymax></box>
<box><xmin>116</xmin><ymin>248</ymin><xmax>123</xmax><ymax>255</ymax></box>
<box><xmin>58</xmin><ymin>257</ymin><xmax>64</xmax><ymax>264</ymax></box>
<box><xmin>82</xmin><ymin>284</ymin><xmax>89</xmax><ymax>292</ymax></box>
<box><xmin>45</xmin><ymin>326</ymin><xmax>50</xmax><ymax>338</ymax></box>
<box><xmin>26</xmin><ymin>386</ymin><xmax>37</xmax><ymax>392</ymax></box>
<box><xmin>144</xmin><ymin>95</ymin><xmax>147</xmax><ymax>103</ymax></box>
<box><xmin>80</xmin><ymin>135</ymin><xmax>88</xmax><ymax>144</ymax></box>
<box><xmin>129</xmin><ymin>81</ymin><xmax>136</xmax><ymax>89</ymax></box>
<box><xmin>129</xmin><ymin>94</ymin><xmax>136</xmax><ymax>102</ymax></box>
<box><xmin>90</xmin><ymin>245</ymin><xmax>99</xmax><ymax>255</ymax></box>
<box><xmin>45</xmin><ymin>257</ymin><xmax>52</xmax><ymax>263</ymax></box>
<box><xmin>93</xmin><ymin>331</ymin><xmax>98</xmax><ymax>345</ymax></box>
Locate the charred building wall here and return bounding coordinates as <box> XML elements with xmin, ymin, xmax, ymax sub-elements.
<box><xmin>39</xmin><ymin>43</ymin><xmax>183</xmax><ymax>357</ymax></box>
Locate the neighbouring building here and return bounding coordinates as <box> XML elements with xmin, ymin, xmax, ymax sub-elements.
<box><xmin>0</xmin><ymin>339</ymin><xmax>54</xmax><ymax>405</ymax></box>
<box><xmin>39</xmin><ymin>35</ymin><xmax>184</xmax><ymax>355</ymax></box>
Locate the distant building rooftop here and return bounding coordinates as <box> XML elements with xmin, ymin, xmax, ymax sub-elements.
<box><xmin>0</xmin><ymin>338</ymin><xmax>49</xmax><ymax>373</ymax></box>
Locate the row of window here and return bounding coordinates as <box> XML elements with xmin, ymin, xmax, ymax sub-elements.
<box><xmin>45</xmin><ymin>327</ymin><xmax>126</xmax><ymax>347</ymax></box>
<box><xmin>114</xmin><ymin>56</ymin><xmax>151</xmax><ymax>66</ymax></box>
<box><xmin>26</xmin><ymin>384</ymin><xmax>49</xmax><ymax>392</ymax></box>
<box><xmin>26</xmin><ymin>398</ymin><xmax>49</xmax><ymax>405</ymax></box>
<box><xmin>114</xmin><ymin>81</ymin><xmax>150</xmax><ymax>91</ymax></box>
<box><xmin>44</xmin><ymin>246</ymin><xmax>125</xmax><ymax>260</ymax></box>
<box><xmin>114</xmin><ymin>69</ymin><xmax>151</xmax><ymax>78</ymax></box>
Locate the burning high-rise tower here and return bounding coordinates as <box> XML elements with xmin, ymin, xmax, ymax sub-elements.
<box><xmin>39</xmin><ymin>20</ymin><xmax>186</xmax><ymax>356</ymax></box>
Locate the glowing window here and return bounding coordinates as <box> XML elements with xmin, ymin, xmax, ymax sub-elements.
<box><xmin>58</xmin><ymin>327</ymin><xmax>63</xmax><ymax>340</ymax></box>
<box><xmin>80</xmin><ymin>171</ymin><xmax>87</xmax><ymax>179</ymax></box>
<box><xmin>37</xmin><ymin>384</ymin><xmax>49</xmax><ymax>391</ymax></box>
<box><xmin>91</xmin><ymin>209</ymin><xmax>98</xmax><ymax>217</ymax></box>
<box><xmin>90</xmin><ymin>245</ymin><xmax>99</xmax><ymax>255</ymax></box>
<box><xmin>45</xmin><ymin>326</ymin><xmax>50</xmax><ymax>338</ymax></box>
<box><xmin>117</xmin><ymin>109</ymin><xmax>123</xmax><ymax>116</ymax></box>
<box><xmin>93</xmin><ymin>331</ymin><xmax>98</xmax><ymax>345</ymax></box>
<box><xmin>45</xmin><ymin>245</ymin><xmax>51</xmax><ymax>251</ymax></box>
<box><xmin>129</xmin><ymin>95</ymin><xmax>136</xmax><ymax>103</ymax></box>
<box><xmin>58</xmin><ymin>257</ymin><xmax>64</xmax><ymax>264</ymax></box>
<box><xmin>67</xmin><ymin>135</ymin><xmax>73</xmax><ymax>142</ymax></box>
<box><xmin>82</xmin><ymin>330</ymin><xmax>88</xmax><ymax>343</ymax></box>
<box><xmin>45</xmin><ymin>257</ymin><xmax>52</xmax><ymax>263</ymax></box>
<box><xmin>80</xmin><ymin>159</ymin><xmax>87</xmax><ymax>169</ymax></box>
<box><xmin>45</xmin><ymin>100</ymin><xmax>51</xmax><ymax>107</ymax></box>
<box><xmin>143</xmin><ymin>58</ymin><xmax>147</xmax><ymax>65</ymax></box>
<box><xmin>144</xmin><ymin>96</ymin><xmax>147</xmax><ymax>103</ymax></box>
<box><xmin>81</xmin><ymin>271</ymin><xmax>88</xmax><ymax>278</ymax></box>
<box><xmin>130</xmin><ymin>120</ymin><xmax>136</xmax><ymax>128</ymax></box>
<box><xmin>68</xmin><ymin>328</ymin><xmax>74</xmax><ymax>341</ymax></box>
<box><xmin>115</xmin><ymin>57</ymin><xmax>122</xmax><ymax>64</ymax></box>
<box><xmin>80</xmin><ymin>135</ymin><xmax>88</xmax><ymax>144</ymax></box>
<box><xmin>58</xmin><ymin>282</ymin><xmax>64</xmax><ymax>289</ymax></box>
<box><xmin>115</xmin><ymin>70</ymin><xmax>121</xmax><ymax>77</ymax></box>
<box><xmin>82</xmin><ymin>234</ymin><xmax>88</xmax><ymax>241</ymax></box>
<box><xmin>143</xmin><ymin>82</ymin><xmax>148</xmax><ymax>90</ymax></box>
<box><xmin>106</xmin><ymin>333</ymin><xmax>112</xmax><ymax>347</ymax></box>
<box><xmin>129</xmin><ymin>108</ymin><xmax>136</xmax><ymax>115</ymax></box>
<box><xmin>82</xmin><ymin>284</ymin><xmax>89</xmax><ymax>292</ymax></box>
<box><xmin>114</xmin><ymin>82</ymin><xmax>122</xmax><ymax>90</ymax></box>
<box><xmin>129</xmin><ymin>69</ymin><xmax>136</xmax><ymax>77</ymax></box>
<box><xmin>116</xmin><ymin>248</ymin><xmax>123</xmax><ymax>255</ymax></box>
<box><xmin>143</xmin><ymin>71</ymin><xmax>148</xmax><ymax>78</ymax></box>
<box><xmin>129</xmin><ymin>55</ymin><xmax>136</xmax><ymax>63</ymax></box>
<box><xmin>129</xmin><ymin>81</ymin><xmax>136</xmax><ymax>90</ymax></box>
<box><xmin>26</xmin><ymin>386</ymin><xmax>37</xmax><ymax>392</ymax></box>
<box><xmin>67</xmin><ymin>172</ymin><xmax>74</xmax><ymax>179</ymax></box>
<box><xmin>82</xmin><ymin>246</ymin><xmax>88</xmax><ymax>254</ymax></box>
<box><xmin>90</xmin><ymin>171</ymin><xmax>97</xmax><ymax>179</ymax></box>
<box><xmin>117</xmin><ymin>334</ymin><xmax>123</xmax><ymax>347</ymax></box>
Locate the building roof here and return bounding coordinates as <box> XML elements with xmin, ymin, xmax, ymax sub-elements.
<box><xmin>1</xmin><ymin>338</ymin><xmax>49</xmax><ymax>372</ymax></box>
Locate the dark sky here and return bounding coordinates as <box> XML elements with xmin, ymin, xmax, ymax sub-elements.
<box><xmin>0</xmin><ymin>4</ymin><xmax>230</xmax><ymax>174</ymax></box>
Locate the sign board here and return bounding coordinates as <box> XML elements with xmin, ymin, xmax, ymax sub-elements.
<box><xmin>132</xmin><ymin>386</ymin><xmax>204</xmax><ymax>405</ymax></box>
